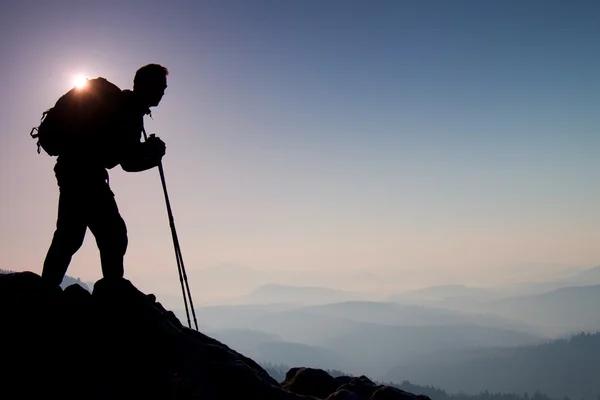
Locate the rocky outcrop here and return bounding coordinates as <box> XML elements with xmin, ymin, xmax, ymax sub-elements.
<box><xmin>0</xmin><ymin>271</ymin><xmax>431</xmax><ymax>400</ymax></box>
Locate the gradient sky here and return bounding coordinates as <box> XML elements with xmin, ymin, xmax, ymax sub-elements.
<box><xmin>1</xmin><ymin>0</ymin><xmax>599</xmax><ymax>292</ymax></box>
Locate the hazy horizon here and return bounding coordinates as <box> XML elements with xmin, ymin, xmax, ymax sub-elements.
<box><xmin>2</xmin><ymin>1</ymin><xmax>600</xmax><ymax>296</ymax></box>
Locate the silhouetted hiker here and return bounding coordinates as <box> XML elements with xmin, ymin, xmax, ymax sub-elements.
<box><xmin>40</xmin><ymin>64</ymin><xmax>169</xmax><ymax>287</ymax></box>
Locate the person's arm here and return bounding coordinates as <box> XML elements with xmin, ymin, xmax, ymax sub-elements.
<box><xmin>120</xmin><ymin>143</ymin><xmax>157</xmax><ymax>172</ymax></box>
<box><xmin>120</xmin><ymin>137</ymin><xmax>166</xmax><ymax>172</ymax></box>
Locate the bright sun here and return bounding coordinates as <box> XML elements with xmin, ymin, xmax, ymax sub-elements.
<box><xmin>73</xmin><ymin>74</ymin><xmax>88</xmax><ymax>89</ymax></box>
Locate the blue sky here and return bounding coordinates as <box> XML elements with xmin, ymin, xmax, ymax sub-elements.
<box><xmin>1</xmin><ymin>0</ymin><xmax>599</xmax><ymax>293</ymax></box>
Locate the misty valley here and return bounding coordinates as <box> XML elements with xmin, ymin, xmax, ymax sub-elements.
<box><xmin>155</xmin><ymin>265</ymin><xmax>600</xmax><ymax>400</ymax></box>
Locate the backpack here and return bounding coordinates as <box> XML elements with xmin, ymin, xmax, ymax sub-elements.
<box><xmin>30</xmin><ymin>77</ymin><xmax>123</xmax><ymax>156</ymax></box>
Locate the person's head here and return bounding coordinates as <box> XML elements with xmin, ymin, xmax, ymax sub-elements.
<box><xmin>133</xmin><ymin>63</ymin><xmax>169</xmax><ymax>108</ymax></box>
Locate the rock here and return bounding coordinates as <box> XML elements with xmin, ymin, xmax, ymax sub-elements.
<box><xmin>326</xmin><ymin>389</ymin><xmax>366</xmax><ymax>399</ymax></box>
<box><xmin>337</xmin><ymin>376</ymin><xmax>380</xmax><ymax>398</ymax></box>
<box><xmin>285</xmin><ymin>367</ymin><xmax>304</xmax><ymax>383</ymax></box>
<box><xmin>335</xmin><ymin>375</ymin><xmax>355</xmax><ymax>386</ymax></box>
<box><xmin>370</xmin><ymin>386</ymin><xmax>428</xmax><ymax>400</ymax></box>
<box><xmin>0</xmin><ymin>271</ymin><xmax>428</xmax><ymax>400</ymax></box>
<box><xmin>283</xmin><ymin>367</ymin><xmax>341</xmax><ymax>398</ymax></box>
<box><xmin>0</xmin><ymin>272</ymin><xmax>316</xmax><ymax>400</ymax></box>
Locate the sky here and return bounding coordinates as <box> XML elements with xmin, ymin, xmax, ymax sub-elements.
<box><xmin>1</xmin><ymin>0</ymin><xmax>599</xmax><ymax>296</ymax></box>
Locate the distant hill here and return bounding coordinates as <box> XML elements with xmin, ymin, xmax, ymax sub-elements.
<box><xmin>384</xmin><ymin>266</ymin><xmax>600</xmax><ymax>309</ymax></box>
<box><xmin>563</xmin><ymin>265</ymin><xmax>600</xmax><ymax>286</ymax></box>
<box><xmin>232</xmin><ymin>284</ymin><xmax>369</xmax><ymax>305</ymax></box>
<box><xmin>473</xmin><ymin>284</ymin><xmax>600</xmax><ymax>335</ymax></box>
<box><xmin>191</xmin><ymin>302</ymin><xmax>542</xmax><ymax>377</ymax></box>
<box><xmin>319</xmin><ymin>322</ymin><xmax>541</xmax><ymax>377</ymax></box>
<box><xmin>206</xmin><ymin>328</ymin><xmax>283</xmax><ymax>348</ymax></box>
<box><xmin>387</xmin><ymin>285</ymin><xmax>496</xmax><ymax>304</ymax></box>
<box><xmin>180</xmin><ymin>264</ymin><xmax>381</xmax><ymax>304</ymax></box>
<box><xmin>491</xmin><ymin>265</ymin><xmax>600</xmax><ymax>298</ymax></box>
<box><xmin>294</xmin><ymin>300</ymin><xmax>540</xmax><ymax>333</ymax></box>
<box><xmin>386</xmin><ymin>280</ymin><xmax>600</xmax><ymax>337</ymax></box>
<box><xmin>232</xmin><ymin>309</ymin><xmax>371</xmax><ymax>345</ymax></box>
<box><xmin>257</xmin><ymin>341</ymin><xmax>350</xmax><ymax>370</ymax></box>
<box><xmin>183</xmin><ymin>303</ymin><xmax>299</xmax><ymax>330</ymax></box>
<box><xmin>60</xmin><ymin>275</ymin><xmax>91</xmax><ymax>292</ymax></box>
<box><xmin>384</xmin><ymin>332</ymin><xmax>600</xmax><ymax>400</ymax></box>
<box><xmin>207</xmin><ymin>328</ymin><xmax>349</xmax><ymax>369</ymax></box>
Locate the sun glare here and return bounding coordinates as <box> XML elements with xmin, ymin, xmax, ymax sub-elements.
<box><xmin>73</xmin><ymin>74</ymin><xmax>88</xmax><ymax>89</ymax></box>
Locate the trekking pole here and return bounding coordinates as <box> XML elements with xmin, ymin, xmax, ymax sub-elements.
<box><xmin>142</xmin><ymin>127</ymin><xmax>199</xmax><ymax>331</ymax></box>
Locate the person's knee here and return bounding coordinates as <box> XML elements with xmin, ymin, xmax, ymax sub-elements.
<box><xmin>52</xmin><ymin>227</ymin><xmax>85</xmax><ymax>255</ymax></box>
<box><xmin>97</xmin><ymin>217</ymin><xmax>128</xmax><ymax>255</ymax></box>
<box><xmin>115</xmin><ymin>217</ymin><xmax>128</xmax><ymax>255</ymax></box>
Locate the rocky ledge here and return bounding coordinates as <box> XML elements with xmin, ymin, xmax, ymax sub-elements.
<box><xmin>0</xmin><ymin>271</ymin><xmax>431</xmax><ymax>400</ymax></box>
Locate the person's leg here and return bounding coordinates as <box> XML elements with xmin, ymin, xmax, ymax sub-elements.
<box><xmin>87</xmin><ymin>184</ymin><xmax>128</xmax><ymax>280</ymax></box>
<box><xmin>41</xmin><ymin>189</ymin><xmax>88</xmax><ymax>287</ymax></box>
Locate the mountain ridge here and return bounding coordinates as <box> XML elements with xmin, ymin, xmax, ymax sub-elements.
<box><xmin>384</xmin><ymin>331</ymin><xmax>600</xmax><ymax>400</ymax></box>
<box><xmin>0</xmin><ymin>270</ymin><xmax>428</xmax><ymax>400</ymax></box>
